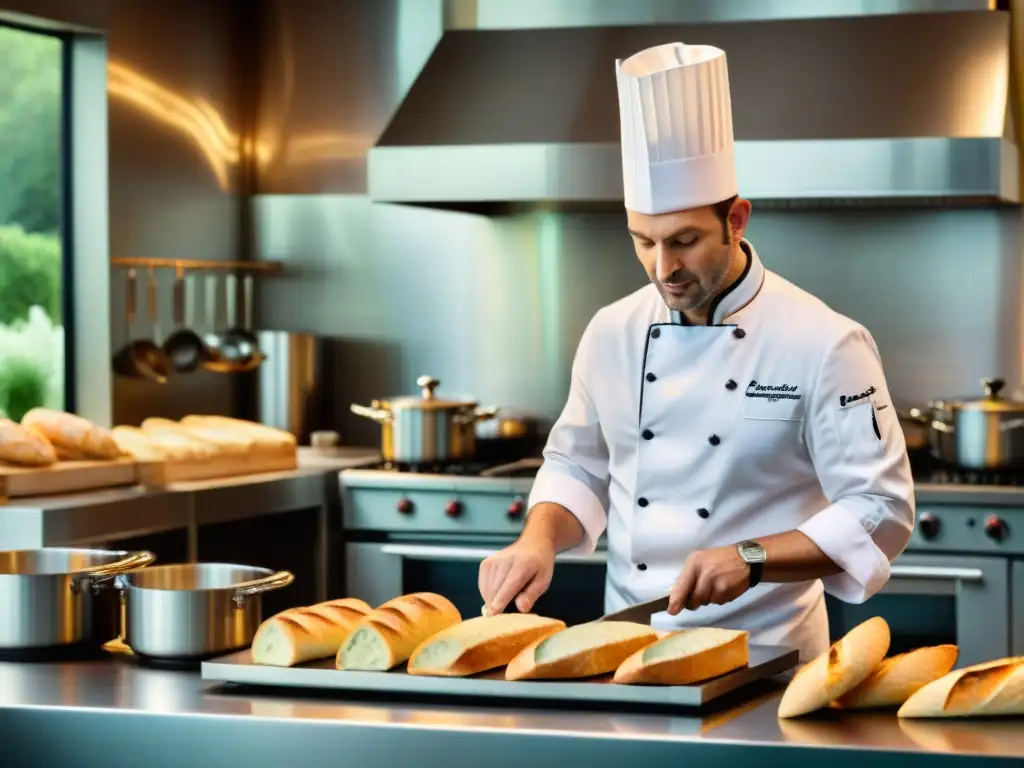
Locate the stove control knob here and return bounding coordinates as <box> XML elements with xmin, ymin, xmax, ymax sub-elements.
<box><xmin>917</xmin><ymin>512</ymin><xmax>941</xmax><ymax>540</ymax></box>
<box><xmin>445</xmin><ymin>500</ymin><xmax>463</xmax><ymax>518</ymax></box>
<box><xmin>984</xmin><ymin>514</ymin><xmax>1009</xmax><ymax>542</ymax></box>
<box><xmin>396</xmin><ymin>498</ymin><xmax>414</xmax><ymax>515</ymax></box>
<box><xmin>507</xmin><ymin>496</ymin><xmax>525</xmax><ymax>519</ymax></box>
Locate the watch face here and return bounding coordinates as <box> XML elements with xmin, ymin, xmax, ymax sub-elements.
<box><xmin>739</xmin><ymin>541</ymin><xmax>767</xmax><ymax>564</ymax></box>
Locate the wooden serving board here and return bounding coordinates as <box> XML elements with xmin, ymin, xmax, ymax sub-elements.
<box><xmin>0</xmin><ymin>457</ymin><xmax>141</xmax><ymax>503</ymax></box>
<box><xmin>136</xmin><ymin>450</ymin><xmax>298</xmax><ymax>486</ymax></box>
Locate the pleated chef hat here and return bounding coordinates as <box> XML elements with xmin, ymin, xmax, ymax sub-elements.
<box><xmin>616</xmin><ymin>42</ymin><xmax>737</xmax><ymax>215</ymax></box>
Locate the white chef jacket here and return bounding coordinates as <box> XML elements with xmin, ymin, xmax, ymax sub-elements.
<box><xmin>528</xmin><ymin>240</ymin><xmax>915</xmax><ymax>662</ymax></box>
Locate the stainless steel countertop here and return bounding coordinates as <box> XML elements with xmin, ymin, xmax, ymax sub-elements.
<box><xmin>0</xmin><ymin>657</ymin><xmax>1019</xmax><ymax>767</ymax></box>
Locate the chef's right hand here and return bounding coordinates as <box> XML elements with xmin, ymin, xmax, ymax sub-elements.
<box><xmin>478</xmin><ymin>534</ymin><xmax>556</xmax><ymax>615</ymax></box>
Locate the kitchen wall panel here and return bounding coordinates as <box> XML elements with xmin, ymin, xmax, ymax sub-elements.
<box><xmin>248</xmin><ymin>1</ymin><xmax>1024</xmax><ymax>445</ymax></box>
<box><xmin>107</xmin><ymin>0</ymin><xmax>247</xmax><ymax>425</ymax></box>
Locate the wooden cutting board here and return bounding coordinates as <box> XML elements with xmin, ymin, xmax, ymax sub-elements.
<box><xmin>0</xmin><ymin>457</ymin><xmax>141</xmax><ymax>503</ymax></box>
<box><xmin>136</xmin><ymin>450</ymin><xmax>298</xmax><ymax>486</ymax></box>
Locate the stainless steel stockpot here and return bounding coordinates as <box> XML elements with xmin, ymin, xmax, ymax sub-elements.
<box><xmin>922</xmin><ymin>378</ymin><xmax>1024</xmax><ymax>470</ymax></box>
<box><xmin>118</xmin><ymin>563</ymin><xmax>294</xmax><ymax>659</ymax></box>
<box><xmin>0</xmin><ymin>548</ymin><xmax>154</xmax><ymax>650</ymax></box>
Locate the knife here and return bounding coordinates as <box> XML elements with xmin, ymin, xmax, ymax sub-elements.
<box><xmin>594</xmin><ymin>594</ymin><xmax>671</xmax><ymax>625</ymax></box>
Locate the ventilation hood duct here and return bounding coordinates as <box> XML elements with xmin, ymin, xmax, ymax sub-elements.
<box><xmin>368</xmin><ymin>11</ymin><xmax>1018</xmax><ymax>209</ymax></box>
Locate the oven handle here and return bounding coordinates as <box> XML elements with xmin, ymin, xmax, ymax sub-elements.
<box><xmin>889</xmin><ymin>565</ymin><xmax>985</xmax><ymax>582</ymax></box>
<box><xmin>379</xmin><ymin>544</ymin><xmax>608</xmax><ymax>565</ymax></box>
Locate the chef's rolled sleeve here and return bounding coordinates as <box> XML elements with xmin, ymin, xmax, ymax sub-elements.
<box><xmin>799</xmin><ymin>325</ymin><xmax>915</xmax><ymax>603</ymax></box>
<box><xmin>527</xmin><ymin>319</ymin><xmax>610</xmax><ymax>554</ymax></box>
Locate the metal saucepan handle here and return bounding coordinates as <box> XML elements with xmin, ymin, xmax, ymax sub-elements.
<box><xmin>455</xmin><ymin>406</ymin><xmax>499</xmax><ymax>426</ymax></box>
<box><xmin>232</xmin><ymin>570</ymin><xmax>295</xmax><ymax>604</ymax></box>
<box><xmin>72</xmin><ymin>550</ymin><xmax>156</xmax><ymax>594</ymax></box>
<box><xmin>889</xmin><ymin>565</ymin><xmax>984</xmax><ymax>582</ymax></box>
<box><xmin>350</xmin><ymin>403</ymin><xmax>393</xmax><ymax>424</ymax></box>
<box><xmin>379</xmin><ymin>543</ymin><xmax>608</xmax><ymax>565</ymax></box>
<box><xmin>930</xmin><ymin>420</ymin><xmax>955</xmax><ymax>434</ymax></box>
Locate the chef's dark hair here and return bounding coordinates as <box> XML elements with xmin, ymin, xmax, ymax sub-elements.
<box><xmin>711</xmin><ymin>195</ymin><xmax>739</xmax><ymax>244</ymax></box>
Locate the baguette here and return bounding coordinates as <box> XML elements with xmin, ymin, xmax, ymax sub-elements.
<box><xmin>897</xmin><ymin>656</ymin><xmax>1024</xmax><ymax>718</ymax></box>
<box><xmin>142</xmin><ymin>418</ymin><xmax>252</xmax><ymax>457</ymax></box>
<box><xmin>612</xmin><ymin>627</ymin><xmax>749</xmax><ymax>685</ymax></box>
<box><xmin>408</xmin><ymin>613</ymin><xmax>566</xmax><ymax>677</ymax></box>
<box><xmin>138</xmin><ymin>423</ymin><xmax>220</xmax><ymax>461</ymax></box>
<box><xmin>180</xmin><ymin>415</ymin><xmax>296</xmax><ymax>452</ymax></box>
<box><xmin>21</xmin><ymin>408</ymin><xmax>123</xmax><ymax>460</ymax></box>
<box><xmin>777</xmin><ymin>616</ymin><xmax>891</xmax><ymax>718</ymax></box>
<box><xmin>835</xmin><ymin>645</ymin><xmax>959</xmax><ymax>709</ymax></box>
<box><xmin>506</xmin><ymin>621</ymin><xmax>658</xmax><ymax>681</ymax></box>
<box><xmin>110</xmin><ymin>426</ymin><xmax>174</xmax><ymax>462</ymax></box>
<box><xmin>336</xmin><ymin>593</ymin><xmax>460</xmax><ymax>671</ymax></box>
<box><xmin>252</xmin><ymin>598</ymin><xmax>372</xmax><ymax>667</ymax></box>
<box><xmin>0</xmin><ymin>418</ymin><xmax>58</xmax><ymax>466</ymax></box>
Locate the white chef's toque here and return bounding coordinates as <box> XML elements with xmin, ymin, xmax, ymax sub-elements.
<box><xmin>616</xmin><ymin>42</ymin><xmax>738</xmax><ymax>215</ymax></box>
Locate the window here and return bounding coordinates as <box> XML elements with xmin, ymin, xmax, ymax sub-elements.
<box><xmin>0</xmin><ymin>23</ymin><xmax>67</xmax><ymax>420</ymax></box>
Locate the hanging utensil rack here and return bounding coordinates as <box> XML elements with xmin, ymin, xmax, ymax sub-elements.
<box><xmin>110</xmin><ymin>258</ymin><xmax>284</xmax><ymax>274</ymax></box>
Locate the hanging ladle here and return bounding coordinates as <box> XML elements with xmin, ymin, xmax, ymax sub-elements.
<box><xmin>111</xmin><ymin>267</ymin><xmax>171</xmax><ymax>383</ymax></box>
<box><xmin>162</xmin><ymin>266</ymin><xmax>212</xmax><ymax>373</ymax></box>
<box><xmin>203</xmin><ymin>273</ymin><xmax>264</xmax><ymax>373</ymax></box>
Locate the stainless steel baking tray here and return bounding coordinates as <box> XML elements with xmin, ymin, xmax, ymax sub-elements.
<box><xmin>201</xmin><ymin>644</ymin><xmax>798</xmax><ymax>710</ymax></box>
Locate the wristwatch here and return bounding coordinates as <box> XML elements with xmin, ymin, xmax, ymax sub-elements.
<box><xmin>736</xmin><ymin>540</ymin><xmax>766</xmax><ymax>588</ymax></box>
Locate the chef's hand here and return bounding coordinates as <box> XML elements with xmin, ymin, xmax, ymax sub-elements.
<box><xmin>668</xmin><ymin>546</ymin><xmax>750</xmax><ymax>614</ymax></box>
<box><xmin>478</xmin><ymin>534</ymin><xmax>556</xmax><ymax>616</ymax></box>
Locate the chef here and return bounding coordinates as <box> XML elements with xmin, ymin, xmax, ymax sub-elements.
<box><xmin>478</xmin><ymin>42</ymin><xmax>915</xmax><ymax>662</ymax></box>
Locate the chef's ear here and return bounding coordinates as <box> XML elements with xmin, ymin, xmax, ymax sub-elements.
<box><xmin>726</xmin><ymin>197</ymin><xmax>752</xmax><ymax>245</ymax></box>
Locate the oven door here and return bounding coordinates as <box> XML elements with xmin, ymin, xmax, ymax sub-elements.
<box><xmin>825</xmin><ymin>553</ymin><xmax>1010</xmax><ymax>668</ymax></box>
<box><xmin>345</xmin><ymin>539</ymin><xmax>607</xmax><ymax>625</ymax></box>
<box><xmin>1013</xmin><ymin>560</ymin><xmax>1024</xmax><ymax>657</ymax></box>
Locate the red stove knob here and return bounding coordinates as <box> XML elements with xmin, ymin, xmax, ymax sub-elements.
<box><xmin>507</xmin><ymin>497</ymin><xmax>525</xmax><ymax>519</ymax></box>
<box><xmin>984</xmin><ymin>514</ymin><xmax>1009</xmax><ymax>542</ymax></box>
<box><xmin>445</xmin><ymin>500</ymin><xmax>463</xmax><ymax>518</ymax></box>
<box><xmin>917</xmin><ymin>512</ymin><xmax>941</xmax><ymax>540</ymax></box>
<box><xmin>396</xmin><ymin>498</ymin><xmax>414</xmax><ymax>515</ymax></box>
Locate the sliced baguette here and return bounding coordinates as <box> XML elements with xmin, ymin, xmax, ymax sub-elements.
<box><xmin>138</xmin><ymin>423</ymin><xmax>220</xmax><ymax>461</ymax></box>
<box><xmin>180</xmin><ymin>415</ymin><xmax>296</xmax><ymax>453</ymax></box>
<box><xmin>142</xmin><ymin>418</ymin><xmax>253</xmax><ymax>457</ymax></box>
<box><xmin>0</xmin><ymin>418</ymin><xmax>57</xmax><ymax>466</ymax></box>
<box><xmin>111</xmin><ymin>426</ymin><xmax>177</xmax><ymax>462</ymax></box>
<box><xmin>897</xmin><ymin>656</ymin><xmax>1024</xmax><ymax>718</ymax></box>
<box><xmin>835</xmin><ymin>645</ymin><xmax>959</xmax><ymax>709</ymax></box>
<box><xmin>505</xmin><ymin>621</ymin><xmax>658</xmax><ymax>681</ymax></box>
<box><xmin>336</xmin><ymin>593</ymin><xmax>460</xmax><ymax>671</ymax></box>
<box><xmin>252</xmin><ymin>598</ymin><xmax>372</xmax><ymax>667</ymax></box>
<box><xmin>21</xmin><ymin>408</ymin><xmax>123</xmax><ymax>460</ymax></box>
<box><xmin>777</xmin><ymin>616</ymin><xmax>891</xmax><ymax>718</ymax></box>
<box><xmin>408</xmin><ymin>613</ymin><xmax>566</xmax><ymax>677</ymax></box>
<box><xmin>612</xmin><ymin>627</ymin><xmax>749</xmax><ymax>685</ymax></box>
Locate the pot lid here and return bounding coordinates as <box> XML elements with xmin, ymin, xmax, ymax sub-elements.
<box><xmin>949</xmin><ymin>378</ymin><xmax>1024</xmax><ymax>413</ymax></box>
<box><xmin>375</xmin><ymin>376</ymin><xmax>477</xmax><ymax>411</ymax></box>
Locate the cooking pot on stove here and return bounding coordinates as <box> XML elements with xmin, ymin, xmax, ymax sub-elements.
<box><xmin>350</xmin><ymin>375</ymin><xmax>497</xmax><ymax>464</ymax></box>
<box><xmin>909</xmin><ymin>377</ymin><xmax>1024</xmax><ymax>470</ymax></box>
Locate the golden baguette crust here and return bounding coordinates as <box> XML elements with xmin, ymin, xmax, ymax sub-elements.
<box><xmin>139</xmin><ymin>423</ymin><xmax>219</xmax><ymax>460</ymax></box>
<box><xmin>252</xmin><ymin>598</ymin><xmax>372</xmax><ymax>667</ymax></box>
<box><xmin>180</xmin><ymin>415</ymin><xmax>296</xmax><ymax>452</ymax></box>
<box><xmin>111</xmin><ymin>426</ymin><xmax>176</xmax><ymax>462</ymax></box>
<box><xmin>835</xmin><ymin>645</ymin><xmax>959</xmax><ymax>709</ymax></box>
<box><xmin>612</xmin><ymin>627</ymin><xmax>749</xmax><ymax>685</ymax></box>
<box><xmin>21</xmin><ymin>408</ymin><xmax>123</xmax><ymax>460</ymax></box>
<box><xmin>0</xmin><ymin>418</ymin><xmax>58</xmax><ymax>466</ymax></box>
<box><xmin>505</xmin><ymin>621</ymin><xmax>658</xmax><ymax>681</ymax></box>
<box><xmin>898</xmin><ymin>656</ymin><xmax>1024</xmax><ymax>718</ymax></box>
<box><xmin>778</xmin><ymin>616</ymin><xmax>891</xmax><ymax>718</ymax></box>
<box><xmin>142</xmin><ymin>418</ymin><xmax>252</xmax><ymax>457</ymax></box>
<box><xmin>408</xmin><ymin>613</ymin><xmax>566</xmax><ymax>677</ymax></box>
<box><xmin>336</xmin><ymin>593</ymin><xmax>461</xmax><ymax>671</ymax></box>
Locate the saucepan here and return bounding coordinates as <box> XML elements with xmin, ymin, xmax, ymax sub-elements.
<box><xmin>904</xmin><ymin>377</ymin><xmax>1024</xmax><ymax>470</ymax></box>
<box><xmin>351</xmin><ymin>375</ymin><xmax>497</xmax><ymax>464</ymax></box>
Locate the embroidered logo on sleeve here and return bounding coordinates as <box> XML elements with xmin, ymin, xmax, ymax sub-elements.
<box><xmin>745</xmin><ymin>380</ymin><xmax>802</xmax><ymax>403</ymax></box>
<box><xmin>839</xmin><ymin>386</ymin><xmax>876</xmax><ymax>407</ymax></box>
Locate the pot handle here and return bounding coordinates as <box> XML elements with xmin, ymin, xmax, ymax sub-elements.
<box><xmin>232</xmin><ymin>570</ymin><xmax>295</xmax><ymax>605</ymax></box>
<box><xmin>931</xmin><ymin>420</ymin><xmax>955</xmax><ymax>434</ymax></box>
<box><xmin>72</xmin><ymin>550</ymin><xmax>156</xmax><ymax>594</ymax></box>
<box><xmin>456</xmin><ymin>406</ymin><xmax>498</xmax><ymax>425</ymax></box>
<box><xmin>350</xmin><ymin>403</ymin><xmax>392</xmax><ymax>424</ymax></box>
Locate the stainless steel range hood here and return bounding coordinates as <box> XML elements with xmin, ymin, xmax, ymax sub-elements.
<box><xmin>368</xmin><ymin>10</ymin><xmax>1019</xmax><ymax>208</ymax></box>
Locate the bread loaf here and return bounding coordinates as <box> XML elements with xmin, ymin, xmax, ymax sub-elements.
<box><xmin>21</xmin><ymin>408</ymin><xmax>123</xmax><ymax>460</ymax></box>
<box><xmin>505</xmin><ymin>621</ymin><xmax>658</xmax><ymax>681</ymax></box>
<box><xmin>777</xmin><ymin>616</ymin><xmax>891</xmax><ymax>718</ymax></box>
<box><xmin>612</xmin><ymin>627</ymin><xmax>749</xmax><ymax>685</ymax></box>
<box><xmin>835</xmin><ymin>645</ymin><xmax>959</xmax><ymax>709</ymax></box>
<box><xmin>898</xmin><ymin>656</ymin><xmax>1024</xmax><ymax>718</ymax></box>
<box><xmin>180</xmin><ymin>415</ymin><xmax>296</xmax><ymax>453</ymax></box>
<box><xmin>142</xmin><ymin>417</ymin><xmax>252</xmax><ymax>457</ymax></box>
<box><xmin>0</xmin><ymin>418</ymin><xmax>57</xmax><ymax>466</ymax></box>
<box><xmin>407</xmin><ymin>613</ymin><xmax>566</xmax><ymax>677</ymax></box>
<box><xmin>111</xmin><ymin>426</ymin><xmax>175</xmax><ymax>462</ymax></box>
<box><xmin>138</xmin><ymin>422</ymin><xmax>219</xmax><ymax>460</ymax></box>
<box><xmin>336</xmin><ymin>593</ymin><xmax>461</xmax><ymax>671</ymax></box>
<box><xmin>252</xmin><ymin>598</ymin><xmax>372</xmax><ymax>667</ymax></box>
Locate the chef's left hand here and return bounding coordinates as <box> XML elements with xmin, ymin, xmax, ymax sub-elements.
<box><xmin>668</xmin><ymin>546</ymin><xmax>750</xmax><ymax>615</ymax></box>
